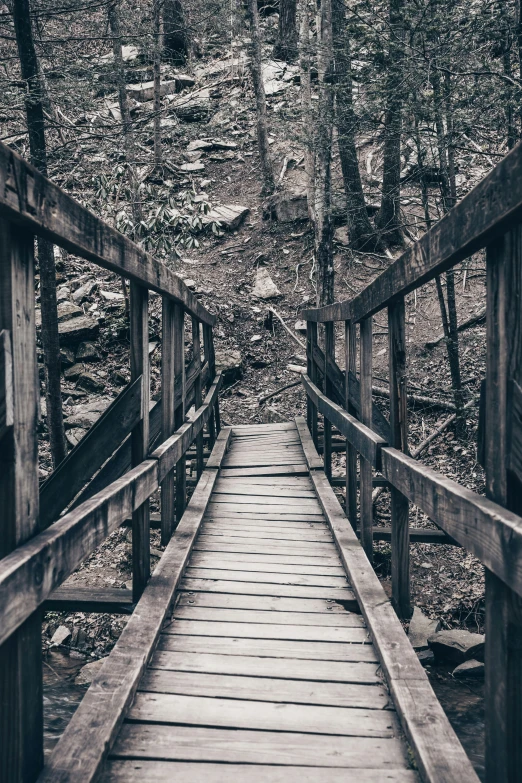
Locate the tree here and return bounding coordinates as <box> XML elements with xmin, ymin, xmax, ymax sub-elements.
<box><xmin>273</xmin><ymin>0</ymin><xmax>298</xmax><ymax>62</ymax></box>
<box><xmin>163</xmin><ymin>0</ymin><xmax>188</xmax><ymax>65</ymax></box>
<box><xmin>13</xmin><ymin>0</ymin><xmax>67</xmax><ymax>468</ymax></box>
<box><xmin>375</xmin><ymin>0</ymin><xmax>405</xmax><ymax>247</ymax></box>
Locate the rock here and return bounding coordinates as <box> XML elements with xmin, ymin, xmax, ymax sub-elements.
<box><xmin>202</xmin><ymin>204</ymin><xmax>249</xmax><ymax>231</ymax></box>
<box><xmin>64</xmin><ymin>410</ymin><xmax>99</xmax><ymax>429</ymax></box>
<box><xmin>263</xmin><ymin>406</ymin><xmax>287</xmax><ymax>423</ymax></box>
<box><xmin>184</xmin><ymin>279</ymin><xmax>197</xmax><ymax>289</ymax></box>
<box><xmin>171</xmin><ymin>96</ymin><xmax>213</xmax><ymax>122</ymax></box>
<box><xmin>262</xmin><ymin>60</ymin><xmax>292</xmax><ymax>96</ymax></box>
<box><xmin>187</xmin><ymin>138</ymin><xmax>237</xmax><ymax>152</ymax></box>
<box><xmin>334</xmin><ymin>226</ymin><xmax>350</xmax><ymax>246</ymax></box>
<box><xmin>72</xmin><ymin>280</ymin><xmax>97</xmax><ymax>303</ymax></box>
<box><xmin>215</xmin><ymin>349</ymin><xmax>243</xmax><ymax>384</ymax></box>
<box><xmin>66</xmin><ymin>428</ymin><xmax>87</xmax><ymax>447</ymax></box>
<box><xmin>408</xmin><ymin>607</ymin><xmax>441</xmax><ymax>651</ymax></box>
<box><xmin>50</xmin><ymin>625</ymin><xmax>71</xmax><ymax>647</ymax></box>
<box><xmin>287</xmin><ymin>364</ymin><xmax>306</xmax><ymax>374</ymax></box>
<box><xmin>250</xmin><ymin>334</ymin><xmax>263</xmax><ymax>343</ymax></box>
<box><xmin>57</xmin><ymin>302</ymin><xmax>83</xmax><ymax>322</ymax></box>
<box><xmin>75</xmin><ymin>657</ymin><xmax>108</xmax><ymax>686</ymax></box>
<box><xmin>417</xmin><ymin>649</ymin><xmax>435</xmax><ymax>667</ymax></box>
<box><xmin>263</xmin><ymin>191</ymin><xmax>309</xmax><ymax>223</ymax></box>
<box><xmin>294</xmin><ymin>320</ymin><xmax>307</xmax><ymax>333</ymax></box>
<box><xmin>59</xmin><ymin>315</ymin><xmax>100</xmax><ymax>345</ymax></box>
<box><xmin>127</xmin><ymin>76</ymin><xmax>194</xmax><ymax>102</ymax></box>
<box><xmin>252</xmin><ymin>267</ymin><xmax>281</xmax><ymax>300</ymax></box>
<box><xmin>428</xmin><ymin>630</ymin><xmax>485</xmax><ymax>664</ymax></box>
<box><xmin>76</xmin><ymin>342</ymin><xmax>101</xmax><ymax>362</ymax></box>
<box><xmin>453</xmin><ymin>659</ymin><xmax>485</xmax><ymax>678</ymax></box>
<box><xmin>99</xmin><ymin>290</ymin><xmax>124</xmax><ymax>302</ymax></box>
<box><xmin>77</xmin><ymin>372</ymin><xmax>105</xmax><ymax>393</ymax></box>
<box><xmin>111</xmin><ymin>369</ymin><xmax>129</xmax><ymax>385</ymax></box>
<box><xmin>179</xmin><ymin>162</ymin><xmax>205</xmax><ymax>172</ymax></box>
<box><xmin>60</xmin><ymin>347</ymin><xmax>76</xmax><ymax>367</ymax></box>
<box><xmin>64</xmin><ymin>363</ymin><xmax>86</xmax><ymax>381</ymax></box>
<box><xmin>57</xmin><ymin>285</ymin><xmax>71</xmax><ymax>303</ymax></box>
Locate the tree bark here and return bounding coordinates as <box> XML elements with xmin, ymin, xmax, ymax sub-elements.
<box><xmin>332</xmin><ymin>0</ymin><xmax>382</xmax><ymax>252</ymax></box>
<box><xmin>153</xmin><ymin>0</ymin><xmax>162</xmax><ymax>167</ymax></box>
<box><xmin>375</xmin><ymin>0</ymin><xmax>404</xmax><ymax>247</ymax></box>
<box><xmin>13</xmin><ymin>0</ymin><xmax>67</xmax><ymax>468</ymax></box>
<box><xmin>246</xmin><ymin>0</ymin><xmax>275</xmax><ymax>195</ymax></box>
<box><xmin>273</xmin><ymin>0</ymin><xmax>298</xmax><ymax>62</ymax></box>
<box><xmin>163</xmin><ymin>0</ymin><xmax>188</xmax><ymax>65</ymax></box>
<box><xmin>315</xmin><ymin>0</ymin><xmax>335</xmax><ymax>306</ymax></box>
<box><xmin>298</xmin><ymin>0</ymin><xmax>315</xmax><ymax>220</ymax></box>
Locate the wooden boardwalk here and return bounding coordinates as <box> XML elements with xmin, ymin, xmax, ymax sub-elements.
<box><xmin>98</xmin><ymin>422</ymin><xmax>417</xmax><ymax>782</ymax></box>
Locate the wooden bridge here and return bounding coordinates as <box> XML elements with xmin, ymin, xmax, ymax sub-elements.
<box><xmin>1</xmin><ymin>135</ymin><xmax>522</xmax><ymax>783</ymax></box>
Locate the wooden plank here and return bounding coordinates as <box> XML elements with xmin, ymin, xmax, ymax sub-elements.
<box><xmin>373</xmin><ymin>526</ymin><xmax>459</xmax><ymax>546</ymax></box>
<box><xmin>302</xmin><ymin>141</ymin><xmax>522</xmax><ymax>324</ymax></box>
<box><xmin>199</xmin><ymin>527</ymin><xmax>334</xmax><ymax>543</ymax></box>
<box><xmin>173</xmin><ymin>305</ymin><xmax>186</xmax><ymax>527</ymax></box>
<box><xmin>184</xmin><ymin>569</ymin><xmax>348</xmax><ymax>589</ymax></box>
<box><xmin>39</xmin><ymin>465</ymin><xmax>222</xmax><ymax>783</ymax></box>
<box><xmin>196</xmin><ymin>533</ymin><xmax>335</xmax><ymax>549</ymax></box>
<box><xmin>295</xmin><ymin>414</ymin><xmax>323</xmax><ymax>469</ymax></box>
<box><xmin>388</xmin><ymin>297</ymin><xmax>411</xmax><ymax>619</ymax></box>
<box><xmin>158</xmin><ymin>634</ymin><xmax>378</xmax><ymax>662</ymax></box>
<box><xmin>202</xmin><ymin>517</ymin><xmax>328</xmax><ymax>530</ymax></box>
<box><xmin>40</xmin><ymin>376</ymin><xmax>143</xmax><ymax>530</ymax></box>
<box><xmin>188</xmin><ymin>550</ymin><xmax>343</xmax><ymax>567</ymax></box>
<box><xmin>160</xmin><ymin>297</ymin><xmax>176</xmax><ymax>545</ymax></box>
<box><xmin>163</xmin><ymin>619</ymin><xmax>366</xmax><ymax>643</ymax></box>
<box><xmin>0</xmin><ymin>221</ymin><xmax>43</xmax><ymax>782</ymax></box>
<box><xmin>307</xmin><ymin>319</ymin><xmax>319</xmax><ymax>442</ymax></box>
<box><xmin>192</xmin><ymin>318</ymin><xmax>204</xmax><ymax>479</ymax></box>
<box><xmin>231</xmin><ymin>423</ymin><xmax>297</xmax><ymax>432</ymax></box>
<box><xmin>208</xmin><ymin>494</ymin><xmax>321</xmax><ymax>509</ymax></box>
<box><xmin>310</xmin><ymin>463</ymin><xmax>480</xmax><ymax>783</ymax></box>
<box><xmin>127</xmin><ymin>692</ymin><xmax>395</xmax><ymax>736</ymax></box>
<box><xmin>193</xmin><ymin>540</ymin><xmax>344</xmax><ymax>558</ymax></box>
<box><xmin>0</xmin><ymin>142</ymin><xmax>215</xmax><ymax>324</ymax></box>
<box><xmin>43</xmin><ymin>585</ymin><xmax>134</xmax><ymax>614</ymax></box>
<box><xmin>205</xmin><ymin>426</ymin><xmax>232</xmax><ymax>468</ymax></box>
<box><xmin>359</xmin><ymin>316</ymin><xmax>374</xmax><ymax>563</ymax></box>
<box><xmin>323</xmin><ymin>321</ymin><xmax>335</xmax><ymax>479</ymax></box>
<box><xmin>301</xmin><ymin>375</ymin><xmax>386</xmax><ymax>467</ymax></box>
<box><xmin>179</xmin><ymin>578</ymin><xmax>354</xmax><ymax>602</ymax></box>
<box><xmin>139</xmin><ymin>671</ymin><xmax>390</xmax><ymax>709</ymax></box>
<box><xmin>187</xmin><ymin>557</ymin><xmax>344</xmax><ymax>576</ymax></box>
<box><xmin>205</xmin><ymin>506</ymin><xmax>324</xmax><ymax>520</ymax></box>
<box><xmin>175</xmin><ymin>591</ymin><xmax>357</xmax><ymax>613</ymax></box>
<box><xmin>151</xmin><ymin>649</ymin><xmax>377</xmax><ymax>682</ymax></box>
<box><xmin>203</xmin><ymin>323</ymin><xmax>216</xmax><ymax>448</ymax></box>
<box><xmin>171</xmin><ymin>605</ymin><xmax>362</xmax><ymax>626</ymax></box>
<box><xmin>213</xmin><ymin>485</ymin><xmax>316</xmax><ymax>497</ymax></box>
<box><xmin>218</xmin><ymin>465</ymin><xmax>309</xmax><ymax>477</ymax></box>
<box><xmin>345</xmin><ymin>320</ymin><xmax>358</xmax><ymax>530</ymax></box>
<box><xmin>102</xmin><ymin>760</ymin><xmax>418</xmax><ymax>782</ymax></box>
<box><xmin>214</xmin><ymin>476</ymin><xmax>313</xmax><ymax>485</ymax></box>
<box><xmin>0</xmin><ymin>329</ymin><xmax>13</xmax><ymax>442</ymax></box>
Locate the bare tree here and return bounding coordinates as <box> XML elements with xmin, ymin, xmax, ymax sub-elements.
<box><xmin>153</xmin><ymin>0</ymin><xmax>163</xmax><ymax>168</ymax></box>
<box><xmin>163</xmin><ymin>0</ymin><xmax>188</xmax><ymax>65</ymax></box>
<box><xmin>298</xmin><ymin>0</ymin><xmax>315</xmax><ymax>220</ymax></box>
<box><xmin>13</xmin><ymin>0</ymin><xmax>66</xmax><ymax>468</ymax></box>
<box><xmin>245</xmin><ymin>0</ymin><xmax>275</xmax><ymax>195</ymax></box>
<box><xmin>273</xmin><ymin>0</ymin><xmax>298</xmax><ymax>62</ymax></box>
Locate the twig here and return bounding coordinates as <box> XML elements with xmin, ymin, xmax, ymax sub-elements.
<box><xmin>258</xmin><ymin>379</ymin><xmax>301</xmax><ymax>405</ymax></box>
<box><xmin>267</xmin><ymin>306</ymin><xmax>306</xmax><ymax>351</ymax></box>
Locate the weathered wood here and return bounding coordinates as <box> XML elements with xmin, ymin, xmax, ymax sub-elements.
<box><xmin>188</xmin><ymin>550</ymin><xmax>343</xmax><ymax>567</ymax></box>
<box><xmin>388</xmin><ymin>297</ymin><xmax>411</xmax><ymax>619</ymax></box>
<box><xmin>0</xmin><ymin>221</ymin><xmax>43</xmax><ymax>783</ymax></box>
<box><xmin>175</xmin><ymin>591</ymin><xmax>357</xmax><ymax>613</ymax></box>
<box><xmin>359</xmin><ymin>317</ymin><xmax>373</xmax><ymax>563</ymax></box>
<box><xmin>178</xmin><ymin>577</ymin><xmax>355</xmax><ymax>602</ymax></box>
<box><xmin>43</xmin><ymin>585</ymin><xmax>134</xmax><ymax>614</ymax></box>
<box><xmin>164</xmin><ymin>618</ymin><xmax>364</xmax><ymax>642</ymax></box>
<box><xmin>0</xmin><ymin>459</ymin><xmax>158</xmax><ymax>647</ymax></box>
<box><xmin>40</xmin><ymin>465</ymin><xmax>222</xmax><ymax>783</ymax></box>
<box><xmin>323</xmin><ymin>321</ymin><xmax>335</xmax><ymax>480</ymax></box>
<box><xmin>301</xmin><ymin>375</ymin><xmax>386</xmax><ymax>467</ymax></box>
<box><xmin>203</xmin><ymin>323</ymin><xmax>216</xmax><ymax>448</ymax></box>
<box><xmin>40</xmin><ymin>376</ymin><xmax>142</xmax><ymax>530</ymax></box>
<box><xmin>138</xmin><ymin>670</ymin><xmax>388</xmax><ymax>709</ymax></box>
<box><xmin>192</xmin><ymin>318</ymin><xmax>204</xmax><ymax>478</ymax></box>
<box><xmin>205</xmin><ymin>426</ymin><xmax>232</xmax><ymax>468</ymax></box>
<box><xmin>306</xmin><ymin>321</ymin><xmax>318</xmax><ymax>438</ymax></box>
<box><xmin>345</xmin><ymin>320</ymin><xmax>358</xmax><ymax>530</ymax></box>
<box><xmin>484</xmin><ymin>230</ymin><xmax>522</xmax><ymax>783</ymax></box>
<box><xmin>302</xmin><ymin>140</ymin><xmax>522</xmax><ymax>324</ymax></box>
<box><xmin>127</xmin><ymin>692</ymin><xmax>395</xmax><ymax>736</ymax></box>
<box><xmin>161</xmin><ymin>297</ymin><xmax>176</xmax><ymax>545</ymax></box>
<box><xmin>0</xmin><ymin>329</ymin><xmax>13</xmax><ymax>441</ymax></box>
<box><xmin>130</xmin><ymin>284</ymin><xmax>150</xmax><ymax>602</ymax></box>
<box><xmin>0</xmin><ymin>142</ymin><xmax>215</xmax><ymax>324</ymax></box>
<box><xmin>183</xmin><ymin>569</ymin><xmax>346</xmax><ymax>590</ymax></box>
<box><xmin>171</xmin><ymin>605</ymin><xmax>361</xmax><ymax>626</ymax></box>
<box><xmin>372</xmin><ymin>526</ymin><xmax>459</xmax><ymax>546</ymax></box>
<box><xmin>218</xmin><ymin>465</ymin><xmax>309</xmax><ymax>477</ymax></box>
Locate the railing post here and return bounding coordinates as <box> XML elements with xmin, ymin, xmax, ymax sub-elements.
<box><xmin>359</xmin><ymin>316</ymin><xmax>373</xmax><ymax>563</ymax></box>
<box><xmin>130</xmin><ymin>282</ymin><xmax>150</xmax><ymax>602</ymax></box>
<box><xmin>203</xmin><ymin>323</ymin><xmax>216</xmax><ymax>449</ymax></box>
<box><xmin>174</xmin><ymin>306</ymin><xmax>186</xmax><ymax>525</ymax></box>
<box><xmin>161</xmin><ymin>296</ymin><xmax>176</xmax><ymax>546</ymax></box>
<box><xmin>323</xmin><ymin>321</ymin><xmax>334</xmax><ymax>480</ymax></box>
<box><xmin>388</xmin><ymin>297</ymin><xmax>411</xmax><ymax>619</ymax></box>
<box><xmin>192</xmin><ymin>317</ymin><xmax>204</xmax><ymax>479</ymax></box>
<box><xmin>345</xmin><ymin>320</ymin><xmax>358</xmax><ymax>530</ymax></box>
<box><xmin>484</xmin><ymin>230</ymin><xmax>522</xmax><ymax>783</ymax></box>
<box><xmin>308</xmin><ymin>321</ymin><xmax>319</xmax><ymax>446</ymax></box>
<box><xmin>0</xmin><ymin>221</ymin><xmax>43</xmax><ymax>782</ymax></box>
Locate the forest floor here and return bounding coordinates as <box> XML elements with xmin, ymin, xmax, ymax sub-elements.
<box><xmin>38</xmin><ymin>18</ymin><xmax>487</xmax><ymax>773</ymax></box>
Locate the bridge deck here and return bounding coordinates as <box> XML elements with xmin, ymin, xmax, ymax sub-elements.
<box><xmin>99</xmin><ymin>422</ymin><xmax>417</xmax><ymax>782</ymax></box>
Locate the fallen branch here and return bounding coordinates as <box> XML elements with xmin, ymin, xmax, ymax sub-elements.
<box><xmin>425</xmin><ymin>307</ymin><xmax>486</xmax><ymax>349</ymax></box>
<box><xmin>267</xmin><ymin>305</ymin><xmax>306</xmax><ymax>351</ymax></box>
<box><xmin>372</xmin><ymin>386</ymin><xmax>456</xmax><ymax>412</ymax></box>
<box><xmin>258</xmin><ymin>379</ymin><xmax>301</xmax><ymax>405</ymax></box>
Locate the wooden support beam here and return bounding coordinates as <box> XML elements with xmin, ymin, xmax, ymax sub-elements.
<box><xmin>43</xmin><ymin>586</ymin><xmax>134</xmax><ymax>614</ymax></box>
<box><xmin>0</xmin><ymin>220</ymin><xmax>43</xmax><ymax>783</ymax></box>
<box><xmin>388</xmin><ymin>298</ymin><xmax>411</xmax><ymax>619</ymax></box>
<box><xmin>130</xmin><ymin>284</ymin><xmax>150</xmax><ymax>603</ymax></box>
<box><xmin>203</xmin><ymin>323</ymin><xmax>216</xmax><ymax>450</ymax></box>
<box><xmin>345</xmin><ymin>321</ymin><xmax>358</xmax><ymax>531</ymax></box>
<box><xmin>174</xmin><ymin>307</ymin><xmax>186</xmax><ymax>526</ymax></box>
<box><xmin>192</xmin><ymin>318</ymin><xmax>204</xmax><ymax>479</ymax></box>
<box><xmin>359</xmin><ymin>317</ymin><xmax>373</xmax><ymax>563</ymax></box>
<box><xmin>306</xmin><ymin>321</ymin><xmax>318</xmax><ymax>441</ymax></box>
<box><xmin>372</xmin><ymin>527</ymin><xmax>459</xmax><ymax>546</ymax></box>
<box><xmin>323</xmin><ymin>322</ymin><xmax>334</xmax><ymax>481</ymax></box>
<box><xmin>161</xmin><ymin>297</ymin><xmax>176</xmax><ymax>546</ymax></box>
<box><xmin>0</xmin><ymin>329</ymin><xmax>13</xmax><ymax>442</ymax></box>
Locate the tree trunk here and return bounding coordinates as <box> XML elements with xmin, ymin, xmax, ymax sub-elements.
<box><xmin>13</xmin><ymin>0</ymin><xmax>66</xmax><ymax>468</ymax></box>
<box><xmin>245</xmin><ymin>0</ymin><xmax>275</xmax><ymax>196</ymax></box>
<box><xmin>298</xmin><ymin>0</ymin><xmax>315</xmax><ymax>221</ymax></box>
<box><xmin>163</xmin><ymin>0</ymin><xmax>188</xmax><ymax>65</ymax></box>
<box><xmin>332</xmin><ymin>0</ymin><xmax>382</xmax><ymax>252</ymax></box>
<box><xmin>153</xmin><ymin>0</ymin><xmax>162</xmax><ymax>167</ymax></box>
<box><xmin>375</xmin><ymin>0</ymin><xmax>404</xmax><ymax>247</ymax></box>
<box><xmin>315</xmin><ymin>0</ymin><xmax>335</xmax><ymax>306</ymax></box>
<box><xmin>273</xmin><ymin>0</ymin><xmax>298</xmax><ymax>62</ymax></box>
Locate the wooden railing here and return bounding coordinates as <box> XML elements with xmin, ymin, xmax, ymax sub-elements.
<box><xmin>0</xmin><ymin>142</ymin><xmax>221</xmax><ymax>782</ymax></box>
<box><xmin>302</xmin><ymin>141</ymin><xmax>522</xmax><ymax>783</ymax></box>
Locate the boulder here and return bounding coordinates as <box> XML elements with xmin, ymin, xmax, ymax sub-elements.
<box><xmin>75</xmin><ymin>657</ymin><xmax>108</xmax><ymax>686</ymax></box>
<box><xmin>72</xmin><ymin>280</ymin><xmax>97</xmax><ymax>303</ymax></box>
<box><xmin>263</xmin><ymin>406</ymin><xmax>287</xmax><ymax>423</ymax></box>
<box><xmin>50</xmin><ymin>625</ymin><xmax>71</xmax><ymax>647</ymax></box>
<box><xmin>202</xmin><ymin>204</ymin><xmax>249</xmax><ymax>231</ymax></box>
<box><xmin>428</xmin><ymin>630</ymin><xmax>485</xmax><ymax>664</ymax></box>
<box><xmin>453</xmin><ymin>659</ymin><xmax>485</xmax><ymax>679</ymax></box>
<box><xmin>417</xmin><ymin>649</ymin><xmax>435</xmax><ymax>667</ymax></box>
<box><xmin>77</xmin><ymin>372</ymin><xmax>105</xmax><ymax>393</ymax></box>
<box><xmin>76</xmin><ymin>342</ymin><xmax>101</xmax><ymax>362</ymax></box>
<box><xmin>263</xmin><ymin>191</ymin><xmax>309</xmax><ymax>223</ymax></box>
<box><xmin>64</xmin><ymin>363</ymin><xmax>86</xmax><ymax>381</ymax></box>
<box><xmin>66</xmin><ymin>428</ymin><xmax>87</xmax><ymax>448</ymax></box>
<box><xmin>215</xmin><ymin>349</ymin><xmax>243</xmax><ymax>384</ymax></box>
<box><xmin>60</xmin><ymin>347</ymin><xmax>76</xmax><ymax>367</ymax></box>
<box><xmin>171</xmin><ymin>97</ymin><xmax>213</xmax><ymax>122</ymax></box>
<box><xmin>294</xmin><ymin>320</ymin><xmax>307</xmax><ymax>333</ymax></box>
<box><xmin>56</xmin><ymin>285</ymin><xmax>71</xmax><ymax>303</ymax></box>
<box><xmin>252</xmin><ymin>267</ymin><xmax>281</xmax><ymax>300</ymax></box>
<box><xmin>99</xmin><ymin>290</ymin><xmax>124</xmax><ymax>302</ymax></box>
<box><xmin>64</xmin><ymin>410</ymin><xmax>99</xmax><ymax>429</ymax></box>
<box><xmin>58</xmin><ymin>315</ymin><xmax>100</xmax><ymax>345</ymax></box>
<box><xmin>408</xmin><ymin>607</ymin><xmax>441</xmax><ymax>651</ymax></box>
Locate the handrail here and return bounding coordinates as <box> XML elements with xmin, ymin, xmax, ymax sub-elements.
<box><xmin>302</xmin><ymin>139</ymin><xmax>522</xmax><ymax>324</ymax></box>
<box><xmin>0</xmin><ymin>372</ymin><xmax>222</xmax><ymax>649</ymax></box>
<box><xmin>0</xmin><ymin>142</ymin><xmax>215</xmax><ymax>325</ymax></box>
